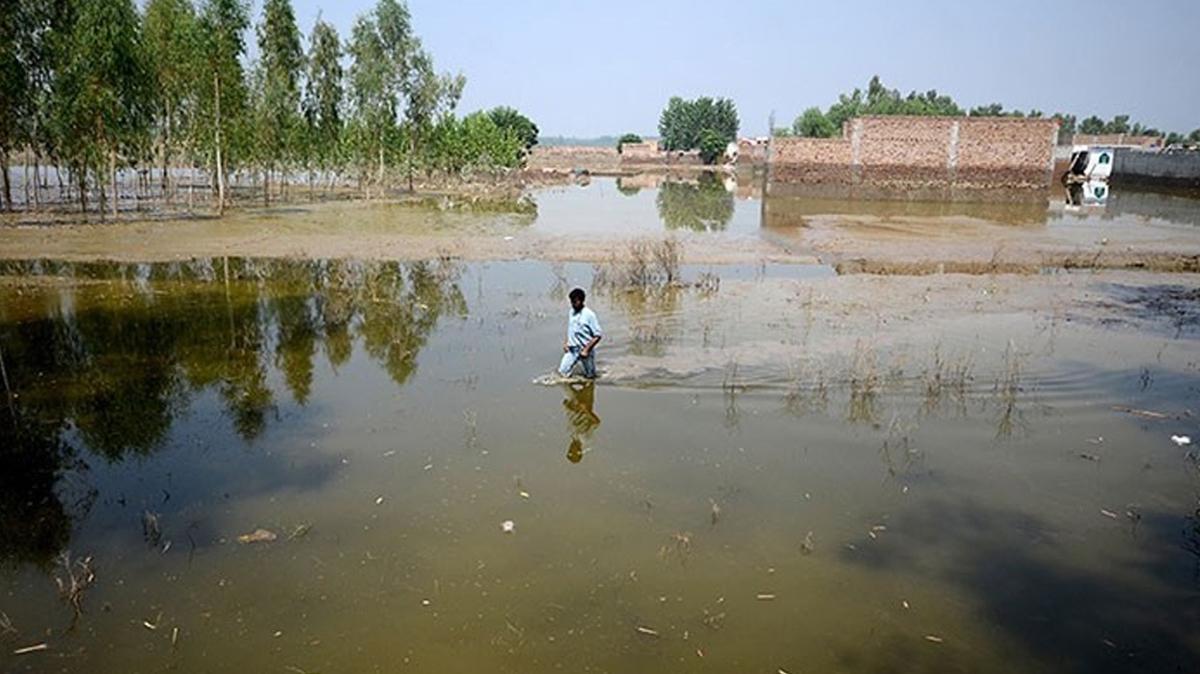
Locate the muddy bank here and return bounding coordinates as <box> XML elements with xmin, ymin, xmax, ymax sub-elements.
<box><xmin>768</xmin><ymin>208</ymin><xmax>1200</xmax><ymax>275</ymax></box>
<box><xmin>0</xmin><ymin>198</ymin><xmax>811</xmax><ymax>266</ymax></box>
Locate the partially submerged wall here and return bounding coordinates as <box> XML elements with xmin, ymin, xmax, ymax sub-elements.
<box><xmin>618</xmin><ymin>141</ymin><xmax>660</xmax><ymax>160</ymax></box>
<box><xmin>1111</xmin><ymin>149</ymin><xmax>1200</xmax><ymax>189</ymax></box>
<box><xmin>526</xmin><ymin>144</ymin><xmax>703</xmax><ymax>172</ymax></box>
<box><xmin>527</xmin><ymin>146</ymin><xmax>620</xmax><ymax>172</ymax></box>
<box><xmin>769</xmin><ymin>116</ymin><xmax>1059</xmax><ymax>195</ymax></box>
<box><xmin>1073</xmin><ymin>133</ymin><xmax>1163</xmax><ymax>150</ymax></box>
<box><xmin>620</xmin><ymin>145</ymin><xmax>702</xmax><ymax>168</ymax></box>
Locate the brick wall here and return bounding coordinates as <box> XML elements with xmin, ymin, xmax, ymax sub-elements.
<box><xmin>620</xmin><ymin>148</ymin><xmax>703</xmax><ymax>167</ymax></box>
<box><xmin>769</xmin><ymin>137</ymin><xmax>855</xmax><ymax>182</ymax></box>
<box><xmin>527</xmin><ymin>146</ymin><xmax>620</xmax><ymax>172</ymax></box>
<box><xmin>856</xmin><ymin>117</ymin><xmax>955</xmax><ymax>169</ymax></box>
<box><xmin>769</xmin><ymin>116</ymin><xmax>1058</xmax><ymax>192</ymax></box>
<box><xmin>619</xmin><ymin>141</ymin><xmax>660</xmax><ymax>159</ymax></box>
<box><xmin>1072</xmin><ymin>133</ymin><xmax>1163</xmax><ymax>149</ymax></box>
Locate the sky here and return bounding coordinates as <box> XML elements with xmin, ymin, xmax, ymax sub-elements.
<box><xmin>262</xmin><ymin>0</ymin><xmax>1199</xmax><ymax>137</ymax></box>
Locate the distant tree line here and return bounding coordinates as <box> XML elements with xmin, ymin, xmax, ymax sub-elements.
<box><xmin>776</xmin><ymin>76</ymin><xmax>1200</xmax><ymax>147</ymax></box>
<box><xmin>0</xmin><ymin>0</ymin><xmax>540</xmax><ymax>216</ymax></box>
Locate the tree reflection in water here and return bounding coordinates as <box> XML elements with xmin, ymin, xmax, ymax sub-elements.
<box><xmin>0</xmin><ymin>258</ymin><xmax>466</xmax><ymax>567</ymax></box>
<box><xmin>655</xmin><ymin>171</ymin><xmax>734</xmax><ymax>232</ymax></box>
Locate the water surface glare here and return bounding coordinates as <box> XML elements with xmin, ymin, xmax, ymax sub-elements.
<box><xmin>0</xmin><ymin>258</ymin><xmax>1198</xmax><ymax>674</ymax></box>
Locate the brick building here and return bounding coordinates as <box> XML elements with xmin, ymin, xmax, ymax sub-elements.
<box><xmin>769</xmin><ymin>116</ymin><xmax>1060</xmax><ymax>191</ymax></box>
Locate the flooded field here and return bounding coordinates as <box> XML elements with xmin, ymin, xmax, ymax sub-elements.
<box><xmin>2</xmin><ymin>251</ymin><xmax>1199</xmax><ymax>673</ymax></box>
<box><xmin>4</xmin><ymin>176</ymin><xmax>1200</xmax><ymax>273</ymax></box>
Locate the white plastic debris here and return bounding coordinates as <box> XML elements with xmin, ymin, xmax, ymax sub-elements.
<box><xmin>1171</xmin><ymin>435</ymin><xmax>1192</xmax><ymax>447</ymax></box>
<box><xmin>501</xmin><ymin>520</ymin><xmax>515</xmax><ymax>534</ymax></box>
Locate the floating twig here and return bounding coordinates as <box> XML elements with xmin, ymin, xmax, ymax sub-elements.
<box><xmin>1112</xmin><ymin>406</ymin><xmax>1169</xmax><ymax>420</ymax></box>
<box><xmin>13</xmin><ymin>643</ymin><xmax>48</xmax><ymax>655</ymax></box>
<box><xmin>54</xmin><ymin>551</ymin><xmax>95</xmax><ymax>628</ymax></box>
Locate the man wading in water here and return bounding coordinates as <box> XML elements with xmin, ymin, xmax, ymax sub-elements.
<box><xmin>559</xmin><ymin>288</ymin><xmax>602</xmax><ymax>379</ymax></box>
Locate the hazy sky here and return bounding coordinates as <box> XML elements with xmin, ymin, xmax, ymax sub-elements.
<box><xmin>267</xmin><ymin>0</ymin><xmax>1199</xmax><ymax>137</ymax></box>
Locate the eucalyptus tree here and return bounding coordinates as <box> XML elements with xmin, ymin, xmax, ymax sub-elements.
<box><xmin>403</xmin><ymin>48</ymin><xmax>463</xmax><ymax>189</ymax></box>
<box><xmin>50</xmin><ymin>0</ymin><xmax>151</xmax><ymax>219</ymax></box>
<box><xmin>0</xmin><ymin>0</ymin><xmax>37</xmax><ymax>209</ymax></box>
<box><xmin>197</xmin><ymin>0</ymin><xmax>250</xmax><ymax>215</ymax></box>
<box><xmin>303</xmin><ymin>19</ymin><xmax>343</xmax><ymax>193</ymax></box>
<box><xmin>143</xmin><ymin>0</ymin><xmax>199</xmax><ymax>200</ymax></box>
<box><xmin>254</xmin><ymin>0</ymin><xmax>304</xmax><ymax>205</ymax></box>
<box><xmin>347</xmin><ymin>12</ymin><xmax>394</xmax><ymax>190</ymax></box>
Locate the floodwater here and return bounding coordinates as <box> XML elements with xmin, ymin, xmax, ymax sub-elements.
<box><xmin>532</xmin><ymin>174</ymin><xmax>1200</xmax><ymax>244</ymax></box>
<box><xmin>1</xmin><ymin>180</ymin><xmax>1200</xmax><ymax>674</ymax></box>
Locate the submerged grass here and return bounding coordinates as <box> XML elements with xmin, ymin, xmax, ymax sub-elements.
<box><xmin>847</xmin><ymin>341</ymin><xmax>881</xmax><ymax>424</ymax></box>
<box><xmin>593</xmin><ymin>238</ymin><xmax>682</xmax><ymax>290</ymax></box>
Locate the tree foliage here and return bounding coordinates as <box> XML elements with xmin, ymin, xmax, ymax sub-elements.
<box><xmin>792</xmin><ymin>75</ymin><xmax>1182</xmax><ymax>146</ymax></box>
<box><xmin>616</xmin><ymin>133</ymin><xmax>642</xmax><ymax>151</ymax></box>
<box><xmin>254</xmin><ymin>0</ymin><xmax>304</xmax><ymax>185</ymax></box>
<box><xmin>697</xmin><ymin>129</ymin><xmax>726</xmax><ymax>164</ymax></box>
<box><xmin>658</xmin><ymin>96</ymin><xmax>738</xmax><ymax>152</ymax></box>
<box><xmin>793</xmin><ymin>107</ymin><xmax>837</xmax><ymax>138</ymax></box>
<box><xmin>50</xmin><ymin>0</ymin><xmax>152</xmax><ymax>215</ymax></box>
<box><xmin>303</xmin><ymin>18</ymin><xmax>344</xmax><ymax>171</ymax></box>
<box><xmin>196</xmin><ymin>0</ymin><xmax>250</xmax><ymax>211</ymax></box>
<box><xmin>144</xmin><ymin>0</ymin><xmax>199</xmax><ymax>189</ymax></box>
<box><xmin>488</xmin><ymin>107</ymin><xmax>538</xmax><ymax>151</ymax></box>
<box><xmin>0</xmin><ymin>0</ymin><xmax>40</xmax><ymax>207</ymax></box>
<box><xmin>0</xmin><ymin>0</ymin><xmax>538</xmax><ymax>216</ymax></box>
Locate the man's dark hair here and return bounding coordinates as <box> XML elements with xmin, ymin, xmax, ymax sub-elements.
<box><xmin>569</xmin><ymin>288</ymin><xmax>586</xmax><ymax>302</ymax></box>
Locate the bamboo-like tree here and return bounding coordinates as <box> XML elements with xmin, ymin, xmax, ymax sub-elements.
<box><xmin>347</xmin><ymin>11</ymin><xmax>395</xmax><ymax>192</ymax></box>
<box><xmin>197</xmin><ymin>0</ymin><xmax>249</xmax><ymax>215</ymax></box>
<box><xmin>303</xmin><ymin>18</ymin><xmax>344</xmax><ymax>195</ymax></box>
<box><xmin>50</xmin><ymin>0</ymin><xmax>151</xmax><ymax>219</ymax></box>
<box><xmin>254</xmin><ymin>0</ymin><xmax>304</xmax><ymax>205</ymax></box>
<box><xmin>403</xmin><ymin>47</ymin><xmax>463</xmax><ymax>189</ymax></box>
<box><xmin>0</xmin><ymin>0</ymin><xmax>38</xmax><ymax>210</ymax></box>
<box><xmin>143</xmin><ymin>0</ymin><xmax>199</xmax><ymax>201</ymax></box>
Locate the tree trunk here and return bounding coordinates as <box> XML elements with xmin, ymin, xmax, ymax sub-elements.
<box><xmin>264</xmin><ymin>166</ymin><xmax>270</xmax><ymax>207</ymax></box>
<box><xmin>214</xmin><ymin>73</ymin><xmax>226</xmax><ymax>217</ymax></box>
<box><xmin>163</xmin><ymin>105</ymin><xmax>172</xmax><ymax>203</ymax></box>
<box><xmin>1</xmin><ymin>151</ymin><xmax>10</xmax><ymax>211</ymax></box>
<box><xmin>78</xmin><ymin>167</ymin><xmax>87</xmax><ymax>215</ymax></box>
<box><xmin>98</xmin><ymin>163</ymin><xmax>107</xmax><ymax>223</ymax></box>
<box><xmin>110</xmin><ymin>148</ymin><xmax>118</xmax><ymax>220</ymax></box>
<box><xmin>408</xmin><ymin>132</ymin><xmax>416</xmax><ymax>192</ymax></box>
<box><xmin>377</xmin><ymin>131</ymin><xmax>384</xmax><ymax>197</ymax></box>
<box><xmin>32</xmin><ymin>153</ymin><xmax>40</xmax><ymax>209</ymax></box>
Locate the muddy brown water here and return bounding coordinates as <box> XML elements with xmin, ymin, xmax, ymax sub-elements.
<box><xmin>1</xmin><ymin>182</ymin><xmax>1200</xmax><ymax>673</ymax></box>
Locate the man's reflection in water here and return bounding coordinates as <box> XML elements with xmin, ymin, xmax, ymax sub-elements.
<box><xmin>562</xmin><ymin>383</ymin><xmax>600</xmax><ymax>463</ymax></box>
